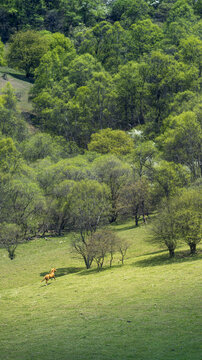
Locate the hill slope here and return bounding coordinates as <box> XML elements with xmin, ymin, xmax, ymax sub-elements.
<box><xmin>0</xmin><ymin>221</ymin><xmax>201</xmax><ymax>360</ymax></box>
<box><xmin>0</xmin><ymin>66</ymin><xmax>33</xmax><ymax>113</ymax></box>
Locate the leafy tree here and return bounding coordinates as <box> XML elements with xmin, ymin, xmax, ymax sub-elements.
<box><xmin>128</xmin><ymin>19</ymin><xmax>163</xmax><ymax>60</ymax></box>
<box><xmin>152</xmin><ymin>160</ymin><xmax>190</xmax><ymax>200</ymax></box>
<box><xmin>69</xmin><ymin>180</ymin><xmax>111</xmax><ymax>268</ymax></box>
<box><xmin>78</xmin><ymin>21</ymin><xmax>128</xmax><ymax>72</ymax></box>
<box><xmin>151</xmin><ymin>0</ymin><xmax>177</xmax><ymax>23</ymax></box>
<box><xmin>167</xmin><ymin>0</ymin><xmax>197</xmax><ymax>25</ymax></box>
<box><xmin>67</xmin><ymin>53</ymin><xmax>103</xmax><ymax>88</ymax></box>
<box><xmin>0</xmin><ymin>137</ymin><xmax>21</xmax><ymax>176</ymax></box>
<box><xmin>0</xmin><ymin>83</ymin><xmax>28</xmax><ymax>141</ymax></box>
<box><xmin>92</xmin><ymin>155</ymin><xmax>131</xmax><ymax>222</ymax></box>
<box><xmin>118</xmin><ymin>177</ymin><xmax>151</xmax><ymax>226</ymax></box>
<box><xmin>144</xmin><ymin>51</ymin><xmax>199</xmax><ymax>130</ymax></box>
<box><xmin>194</xmin><ymin>0</ymin><xmax>202</xmax><ymax>16</ymax></box>
<box><xmin>47</xmin><ymin>180</ymin><xmax>75</xmax><ymax>236</ymax></box>
<box><xmin>0</xmin><ymin>223</ymin><xmax>22</xmax><ymax>260</ymax></box>
<box><xmin>169</xmin><ymin>91</ymin><xmax>200</xmax><ymax>116</ymax></box>
<box><xmin>157</xmin><ymin>112</ymin><xmax>202</xmax><ymax>178</ymax></box>
<box><xmin>110</xmin><ymin>0</ymin><xmax>149</xmax><ymax>25</ymax></box>
<box><xmin>1</xmin><ymin>177</ymin><xmax>45</xmax><ymax>237</ymax></box>
<box><xmin>151</xmin><ymin>199</ymin><xmax>179</xmax><ymax>258</ymax></box>
<box><xmin>113</xmin><ymin>61</ymin><xmax>148</xmax><ymax>128</ymax></box>
<box><xmin>67</xmin><ymin>71</ymin><xmax>114</xmax><ymax>143</ymax></box>
<box><xmin>118</xmin><ymin>238</ymin><xmax>131</xmax><ymax>265</ymax></box>
<box><xmin>88</xmin><ymin>128</ymin><xmax>134</xmax><ymax>156</ymax></box>
<box><xmin>6</xmin><ymin>30</ymin><xmax>51</xmax><ymax>77</ymax></box>
<box><xmin>100</xmin><ymin>21</ymin><xmax>128</xmax><ymax>73</ymax></box>
<box><xmin>10</xmin><ymin>0</ymin><xmax>45</xmax><ymax>29</ymax></box>
<box><xmin>78</xmin><ymin>21</ymin><xmax>112</xmax><ymax>60</ymax></box>
<box><xmin>175</xmin><ymin>188</ymin><xmax>202</xmax><ymax>254</ymax></box>
<box><xmin>32</xmin><ymin>41</ymin><xmax>76</xmax><ymax>96</ymax></box>
<box><xmin>21</xmin><ymin>132</ymin><xmax>74</xmax><ymax>162</ymax></box>
<box><xmin>89</xmin><ymin>229</ymin><xmax>123</xmax><ymax>269</ymax></box>
<box><xmin>178</xmin><ymin>35</ymin><xmax>202</xmax><ymax>76</ymax></box>
<box><xmin>132</xmin><ymin>140</ymin><xmax>156</xmax><ymax>178</ymax></box>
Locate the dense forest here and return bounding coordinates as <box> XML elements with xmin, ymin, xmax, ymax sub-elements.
<box><xmin>0</xmin><ymin>0</ymin><xmax>201</xmax><ymax>264</ymax></box>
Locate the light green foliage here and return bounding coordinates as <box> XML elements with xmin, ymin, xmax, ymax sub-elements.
<box><xmin>175</xmin><ymin>188</ymin><xmax>202</xmax><ymax>253</ymax></box>
<box><xmin>32</xmin><ymin>38</ymin><xmax>76</xmax><ymax>95</ymax></box>
<box><xmin>167</xmin><ymin>0</ymin><xmax>197</xmax><ymax>24</ymax></box>
<box><xmin>6</xmin><ymin>30</ymin><xmax>51</xmax><ymax>77</ymax></box>
<box><xmin>100</xmin><ymin>21</ymin><xmax>128</xmax><ymax>72</ymax></box>
<box><xmin>0</xmin><ymin>37</ymin><xmax>5</xmax><ymax>65</ymax></box>
<box><xmin>47</xmin><ymin>180</ymin><xmax>76</xmax><ymax>236</ymax></box>
<box><xmin>0</xmin><ymin>222</ymin><xmax>22</xmax><ymax>259</ymax></box>
<box><xmin>90</xmin><ymin>229</ymin><xmax>121</xmax><ymax>269</ymax></box>
<box><xmin>118</xmin><ymin>177</ymin><xmax>151</xmax><ymax>226</ymax></box>
<box><xmin>65</xmin><ymin>70</ymin><xmax>114</xmax><ymax>145</ymax></box>
<box><xmin>1</xmin><ymin>82</ymin><xmax>17</xmax><ymax>110</ymax></box>
<box><xmin>179</xmin><ymin>35</ymin><xmax>202</xmax><ymax>75</ymax></box>
<box><xmin>78</xmin><ymin>21</ymin><xmax>112</xmax><ymax>58</ymax></box>
<box><xmin>0</xmin><ymin>137</ymin><xmax>21</xmax><ymax>176</ymax></box>
<box><xmin>78</xmin><ymin>21</ymin><xmax>129</xmax><ymax>72</ymax></box>
<box><xmin>129</xmin><ymin>19</ymin><xmax>163</xmax><ymax>59</ymax></box>
<box><xmin>21</xmin><ymin>132</ymin><xmax>75</xmax><ymax>162</ymax></box>
<box><xmin>0</xmin><ymin>83</ymin><xmax>28</xmax><ymax>141</ymax></box>
<box><xmin>1</xmin><ymin>176</ymin><xmax>45</xmax><ymax>235</ymax></box>
<box><xmin>67</xmin><ymin>179</ymin><xmax>111</xmax><ymax>234</ymax></box>
<box><xmin>92</xmin><ymin>155</ymin><xmax>131</xmax><ymax>221</ymax></box>
<box><xmin>152</xmin><ymin>160</ymin><xmax>190</xmax><ymax>199</ymax></box>
<box><xmin>157</xmin><ymin>112</ymin><xmax>202</xmax><ymax>178</ymax></box>
<box><xmin>67</xmin><ymin>53</ymin><xmax>103</xmax><ymax>88</ymax></box>
<box><xmin>169</xmin><ymin>91</ymin><xmax>200</xmax><ymax>115</ymax></box>
<box><xmin>151</xmin><ymin>199</ymin><xmax>179</xmax><ymax>257</ymax></box>
<box><xmin>113</xmin><ymin>61</ymin><xmax>148</xmax><ymax>127</ymax></box>
<box><xmin>67</xmin><ymin>179</ymin><xmax>111</xmax><ymax>268</ymax></box>
<box><xmin>152</xmin><ymin>187</ymin><xmax>202</xmax><ymax>257</ymax></box>
<box><xmin>132</xmin><ymin>140</ymin><xmax>157</xmax><ymax>177</ymax></box>
<box><xmin>88</xmin><ymin>128</ymin><xmax>134</xmax><ymax>156</ymax></box>
<box><xmin>35</xmin><ymin>155</ymin><xmax>92</xmax><ymax>196</ymax></box>
<box><xmin>145</xmin><ymin>51</ymin><xmax>199</xmax><ymax>128</ymax></box>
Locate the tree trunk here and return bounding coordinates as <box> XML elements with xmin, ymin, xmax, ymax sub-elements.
<box><xmin>189</xmin><ymin>243</ymin><xmax>196</xmax><ymax>255</ymax></box>
<box><xmin>84</xmin><ymin>256</ymin><xmax>92</xmax><ymax>269</ymax></box>
<box><xmin>135</xmin><ymin>213</ymin><xmax>139</xmax><ymax>226</ymax></box>
<box><xmin>169</xmin><ymin>248</ymin><xmax>175</xmax><ymax>258</ymax></box>
<box><xmin>110</xmin><ymin>253</ymin><xmax>113</xmax><ymax>267</ymax></box>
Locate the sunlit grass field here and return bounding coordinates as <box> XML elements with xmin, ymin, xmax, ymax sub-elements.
<box><xmin>0</xmin><ymin>221</ymin><xmax>201</xmax><ymax>360</ymax></box>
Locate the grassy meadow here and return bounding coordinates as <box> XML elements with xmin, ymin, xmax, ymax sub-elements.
<box><xmin>0</xmin><ymin>66</ymin><xmax>33</xmax><ymax>113</ymax></box>
<box><xmin>0</xmin><ymin>220</ymin><xmax>201</xmax><ymax>360</ymax></box>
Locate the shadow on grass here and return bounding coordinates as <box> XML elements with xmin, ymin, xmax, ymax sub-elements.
<box><xmin>112</xmin><ymin>224</ymin><xmax>137</xmax><ymax>232</ymax></box>
<box><xmin>133</xmin><ymin>250</ymin><xmax>202</xmax><ymax>268</ymax></box>
<box><xmin>41</xmin><ymin>282</ymin><xmax>52</xmax><ymax>287</ymax></box>
<box><xmin>0</xmin><ymin>69</ymin><xmax>34</xmax><ymax>83</ymax></box>
<box><xmin>40</xmin><ymin>267</ymin><xmax>82</xmax><ymax>278</ymax></box>
<box><xmin>78</xmin><ymin>264</ymin><xmax>123</xmax><ymax>276</ymax></box>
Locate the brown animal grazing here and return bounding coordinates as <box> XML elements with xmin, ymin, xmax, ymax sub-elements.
<box><xmin>41</xmin><ymin>268</ymin><xmax>56</xmax><ymax>285</ymax></box>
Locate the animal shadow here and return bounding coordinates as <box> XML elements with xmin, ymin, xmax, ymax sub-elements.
<box><xmin>40</xmin><ymin>267</ymin><xmax>82</xmax><ymax>278</ymax></box>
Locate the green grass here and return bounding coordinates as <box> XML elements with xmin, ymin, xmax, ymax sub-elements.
<box><xmin>0</xmin><ymin>221</ymin><xmax>201</xmax><ymax>360</ymax></box>
<box><xmin>0</xmin><ymin>66</ymin><xmax>33</xmax><ymax>112</ymax></box>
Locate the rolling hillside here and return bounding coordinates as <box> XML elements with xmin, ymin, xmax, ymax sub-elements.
<box><xmin>0</xmin><ymin>221</ymin><xmax>201</xmax><ymax>360</ymax></box>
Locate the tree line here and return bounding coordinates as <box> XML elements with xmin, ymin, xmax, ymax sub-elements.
<box><xmin>0</xmin><ymin>0</ymin><xmax>201</xmax><ymax>266</ymax></box>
